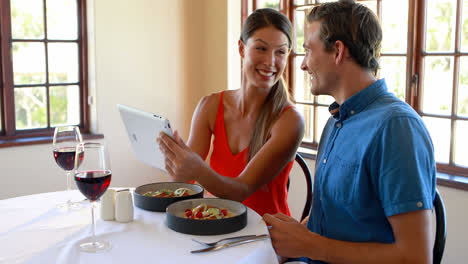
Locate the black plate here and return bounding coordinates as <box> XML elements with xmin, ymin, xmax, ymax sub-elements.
<box><xmin>134</xmin><ymin>182</ymin><xmax>204</xmax><ymax>212</ymax></box>
<box><xmin>166</xmin><ymin>198</ymin><xmax>247</xmax><ymax>235</ymax></box>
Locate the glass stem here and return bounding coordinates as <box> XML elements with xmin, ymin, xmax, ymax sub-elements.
<box><xmin>66</xmin><ymin>170</ymin><xmax>72</xmax><ymax>204</ymax></box>
<box><xmin>91</xmin><ymin>201</ymin><xmax>96</xmax><ymax>244</ymax></box>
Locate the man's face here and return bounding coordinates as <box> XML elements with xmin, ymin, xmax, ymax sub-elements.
<box><xmin>300</xmin><ymin>21</ymin><xmax>338</xmax><ymax>96</ymax></box>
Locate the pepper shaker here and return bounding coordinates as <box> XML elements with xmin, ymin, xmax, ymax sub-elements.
<box><xmin>115</xmin><ymin>189</ymin><xmax>134</xmax><ymax>223</ymax></box>
<box><xmin>100</xmin><ymin>189</ymin><xmax>115</xmax><ymax>221</ymax></box>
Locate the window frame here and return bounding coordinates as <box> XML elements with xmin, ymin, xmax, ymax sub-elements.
<box><xmin>414</xmin><ymin>0</ymin><xmax>468</xmax><ymax>179</ymax></box>
<box><xmin>243</xmin><ymin>0</ymin><xmax>468</xmax><ymax>190</ymax></box>
<box><xmin>0</xmin><ymin>0</ymin><xmax>93</xmax><ymax>147</ymax></box>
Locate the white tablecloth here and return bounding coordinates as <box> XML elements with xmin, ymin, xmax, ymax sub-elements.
<box><xmin>0</xmin><ymin>190</ymin><xmax>278</xmax><ymax>264</ymax></box>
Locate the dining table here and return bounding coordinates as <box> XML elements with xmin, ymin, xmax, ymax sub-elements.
<box><xmin>0</xmin><ymin>189</ymin><xmax>279</xmax><ymax>264</ymax></box>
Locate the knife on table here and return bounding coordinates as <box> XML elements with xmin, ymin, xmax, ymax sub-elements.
<box><xmin>190</xmin><ymin>234</ymin><xmax>270</xmax><ymax>253</ymax></box>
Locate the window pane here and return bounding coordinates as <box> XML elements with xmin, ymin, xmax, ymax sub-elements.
<box><xmin>379</xmin><ymin>56</ymin><xmax>406</xmax><ymax>101</ymax></box>
<box><xmin>422</xmin><ymin>116</ymin><xmax>450</xmax><ymax>164</ymax></box>
<box><xmin>297</xmin><ymin>104</ymin><xmax>314</xmax><ymax>142</ymax></box>
<box><xmin>295</xmin><ymin>1</ymin><xmax>335</xmax><ymax>5</ymax></box>
<box><xmin>454</xmin><ymin>120</ymin><xmax>468</xmax><ymax>167</ymax></box>
<box><xmin>295</xmin><ymin>10</ymin><xmax>306</xmax><ymax>53</ymax></box>
<box><xmin>10</xmin><ymin>0</ymin><xmax>44</xmax><ymax>39</ymax></box>
<box><xmin>317</xmin><ymin>95</ymin><xmax>334</xmax><ymax>105</ymax></box>
<box><xmin>50</xmin><ymin>85</ymin><xmax>80</xmax><ymax>126</ymax></box>
<box><xmin>48</xmin><ymin>43</ymin><xmax>79</xmax><ymax>83</ymax></box>
<box><xmin>12</xmin><ymin>42</ymin><xmax>46</xmax><ymax>85</ymax></box>
<box><xmin>257</xmin><ymin>0</ymin><xmax>280</xmax><ymax>10</ymax></box>
<box><xmin>294</xmin><ymin>56</ymin><xmax>313</xmax><ymax>102</ymax></box>
<box><xmin>316</xmin><ymin>106</ymin><xmax>329</xmax><ymax>142</ymax></box>
<box><xmin>15</xmin><ymin>87</ymin><xmax>47</xmax><ymax>130</ymax></box>
<box><xmin>425</xmin><ymin>0</ymin><xmax>457</xmax><ymax>52</ymax></box>
<box><xmin>422</xmin><ymin>57</ymin><xmax>453</xmax><ymax>115</ymax></box>
<box><xmin>381</xmin><ymin>0</ymin><xmax>408</xmax><ymax>53</ymax></box>
<box><xmin>47</xmin><ymin>0</ymin><xmax>78</xmax><ymax>40</ymax></box>
<box><xmin>458</xmin><ymin>57</ymin><xmax>468</xmax><ymax>117</ymax></box>
<box><xmin>461</xmin><ymin>0</ymin><xmax>468</xmax><ymax>51</ymax></box>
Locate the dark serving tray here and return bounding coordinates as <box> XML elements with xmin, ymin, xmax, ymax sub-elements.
<box><xmin>166</xmin><ymin>198</ymin><xmax>248</xmax><ymax>235</ymax></box>
<box><xmin>134</xmin><ymin>182</ymin><xmax>204</xmax><ymax>212</ymax></box>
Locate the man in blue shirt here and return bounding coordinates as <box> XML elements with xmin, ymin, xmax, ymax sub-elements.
<box><xmin>263</xmin><ymin>1</ymin><xmax>436</xmax><ymax>263</ymax></box>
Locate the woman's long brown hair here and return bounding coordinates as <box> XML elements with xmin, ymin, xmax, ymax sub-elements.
<box><xmin>240</xmin><ymin>8</ymin><xmax>293</xmax><ymax>161</ymax></box>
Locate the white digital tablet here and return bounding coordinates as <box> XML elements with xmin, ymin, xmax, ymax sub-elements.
<box><xmin>118</xmin><ymin>104</ymin><xmax>174</xmax><ymax>172</ymax></box>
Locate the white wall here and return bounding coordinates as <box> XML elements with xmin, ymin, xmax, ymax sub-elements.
<box><xmin>287</xmin><ymin>157</ymin><xmax>315</xmax><ymax>221</ymax></box>
<box><xmin>0</xmin><ymin>0</ymin><xmax>230</xmax><ymax>198</ymax></box>
<box><xmin>227</xmin><ymin>0</ymin><xmax>242</xmax><ymax>91</ymax></box>
<box><xmin>182</xmin><ymin>0</ymin><xmax>230</xmax><ymax>134</ymax></box>
<box><xmin>91</xmin><ymin>0</ymin><xmax>185</xmax><ymax>188</ymax></box>
<box><xmin>435</xmin><ymin>186</ymin><xmax>468</xmax><ymax>263</ymax></box>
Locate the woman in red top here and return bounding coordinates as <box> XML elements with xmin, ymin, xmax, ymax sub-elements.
<box><xmin>158</xmin><ymin>8</ymin><xmax>304</xmax><ymax>216</ymax></box>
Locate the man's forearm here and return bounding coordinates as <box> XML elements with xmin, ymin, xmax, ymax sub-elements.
<box><xmin>305</xmin><ymin>235</ymin><xmax>430</xmax><ymax>264</ymax></box>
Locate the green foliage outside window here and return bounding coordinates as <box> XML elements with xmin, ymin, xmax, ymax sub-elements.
<box><xmin>11</xmin><ymin>2</ymin><xmax>74</xmax><ymax>130</ymax></box>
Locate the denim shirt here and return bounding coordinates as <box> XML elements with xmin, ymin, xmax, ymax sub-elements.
<box><xmin>302</xmin><ymin>79</ymin><xmax>436</xmax><ymax>264</ymax></box>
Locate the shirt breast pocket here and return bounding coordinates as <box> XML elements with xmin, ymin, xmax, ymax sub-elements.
<box><xmin>324</xmin><ymin>156</ymin><xmax>359</xmax><ymax>205</ymax></box>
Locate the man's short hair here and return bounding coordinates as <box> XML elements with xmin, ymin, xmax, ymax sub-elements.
<box><xmin>307</xmin><ymin>0</ymin><xmax>382</xmax><ymax>75</ymax></box>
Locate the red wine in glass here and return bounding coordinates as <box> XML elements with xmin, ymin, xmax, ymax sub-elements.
<box><xmin>75</xmin><ymin>142</ymin><xmax>112</xmax><ymax>253</ymax></box>
<box><xmin>52</xmin><ymin>126</ymin><xmax>83</xmax><ymax>210</ymax></box>
<box><xmin>75</xmin><ymin>170</ymin><xmax>112</xmax><ymax>201</ymax></box>
<box><xmin>54</xmin><ymin>147</ymin><xmax>84</xmax><ymax>171</ymax></box>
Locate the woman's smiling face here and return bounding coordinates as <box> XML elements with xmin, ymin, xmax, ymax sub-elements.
<box><xmin>240</xmin><ymin>26</ymin><xmax>290</xmax><ymax>90</ymax></box>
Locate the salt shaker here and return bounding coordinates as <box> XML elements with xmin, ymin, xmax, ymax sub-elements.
<box><xmin>115</xmin><ymin>189</ymin><xmax>134</xmax><ymax>223</ymax></box>
<box><xmin>100</xmin><ymin>189</ymin><xmax>116</xmax><ymax>221</ymax></box>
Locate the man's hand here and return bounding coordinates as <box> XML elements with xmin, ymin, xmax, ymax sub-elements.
<box><xmin>263</xmin><ymin>213</ymin><xmax>322</xmax><ymax>259</ymax></box>
<box><xmin>265</xmin><ymin>210</ymin><xmax>433</xmax><ymax>264</ymax></box>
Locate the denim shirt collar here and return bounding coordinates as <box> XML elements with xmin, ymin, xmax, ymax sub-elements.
<box><xmin>328</xmin><ymin>79</ymin><xmax>388</xmax><ymax>121</ymax></box>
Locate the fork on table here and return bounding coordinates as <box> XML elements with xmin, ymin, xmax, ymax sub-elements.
<box><xmin>191</xmin><ymin>234</ymin><xmax>259</xmax><ymax>247</ymax></box>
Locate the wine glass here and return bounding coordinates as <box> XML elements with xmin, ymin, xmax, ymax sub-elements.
<box><xmin>52</xmin><ymin>125</ymin><xmax>83</xmax><ymax>210</ymax></box>
<box><xmin>74</xmin><ymin>142</ymin><xmax>112</xmax><ymax>252</ymax></box>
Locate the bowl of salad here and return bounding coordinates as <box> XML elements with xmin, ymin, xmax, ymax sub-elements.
<box><xmin>134</xmin><ymin>182</ymin><xmax>204</xmax><ymax>212</ymax></box>
<box><xmin>166</xmin><ymin>198</ymin><xmax>247</xmax><ymax>235</ymax></box>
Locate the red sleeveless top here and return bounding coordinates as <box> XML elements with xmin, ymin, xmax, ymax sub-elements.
<box><xmin>210</xmin><ymin>91</ymin><xmax>293</xmax><ymax>216</ymax></box>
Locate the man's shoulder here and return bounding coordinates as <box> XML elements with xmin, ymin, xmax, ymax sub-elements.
<box><xmin>352</xmin><ymin>94</ymin><xmax>427</xmax><ymax>139</ymax></box>
<box><xmin>370</xmin><ymin>94</ymin><xmax>420</xmax><ymax>120</ymax></box>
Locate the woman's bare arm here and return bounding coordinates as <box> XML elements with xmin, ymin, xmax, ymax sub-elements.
<box><xmin>158</xmin><ymin>106</ymin><xmax>305</xmax><ymax>201</ymax></box>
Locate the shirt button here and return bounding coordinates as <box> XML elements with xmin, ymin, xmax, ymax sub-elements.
<box><xmin>350</xmin><ymin>110</ymin><xmax>355</xmax><ymax>115</ymax></box>
<box><xmin>336</xmin><ymin>123</ymin><xmax>341</xmax><ymax>128</ymax></box>
<box><xmin>417</xmin><ymin>201</ymin><xmax>423</xmax><ymax>207</ymax></box>
<box><xmin>323</xmin><ymin>159</ymin><xmax>327</xmax><ymax>164</ymax></box>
